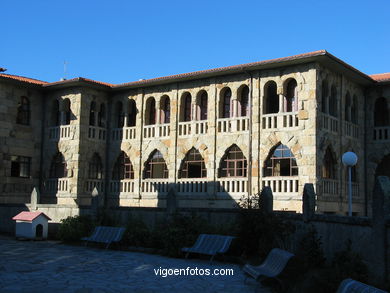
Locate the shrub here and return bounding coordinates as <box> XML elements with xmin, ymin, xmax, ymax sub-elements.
<box><xmin>124</xmin><ymin>216</ymin><xmax>151</xmax><ymax>247</ymax></box>
<box><xmin>57</xmin><ymin>215</ymin><xmax>95</xmax><ymax>242</ymax></box>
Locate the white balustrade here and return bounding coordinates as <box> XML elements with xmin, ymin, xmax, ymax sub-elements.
<box><xmin>48</xmin><ymin>125</ymin><xmax>74</xmax><ymax>140</ymax></box>
<box><xmin>88</xmin><ymin>126</ymin><xmax>106</xmax><ymax>141</ymax></box>
<box><xmin>344</xmin><ymin>122</ymin><xmax>359</xmax><ymax>138</ymax></box>
<box><xmin>177</xmin><ymin>179</ymin><xmax>208</xmax><ymax>194</ymax></box>
<box><xmin>178</xmin><ymin>121</ymin><xmax>208</xmax><ymax>136</ymax></box>
<box><xmin>45</xmin><ymin>178</ymin><xmax>68</xmax><ymax>192</ymax></box>
<box><xmin>178</xmin><ymin>122</ymin><xmax>192</xmax><ymax>136</ymax></box>
<box><xmin>262</xmin><ymin>113</ymin><xmax>298</xmax><ymax>130</ymax></box>
<box><xmin>143</xmin><ymin>124</ymin><xmax>170</xmax><ymax>139</ymax></box>
<box><xmin>373</xmin><ymin>127</ymin><xmax>390</xmax><ymax>141</ymax></box>
<box><xmin>85</xmin><ymin>179</ymin><xmax>104</xmax><ymax>193</ymax></box>
<box><xmin>322</xmin><ymin>179</ymin><xmax>339</xmax><ymax>196</ymax></box>
<box><xmin>112</xmin><ymin>127</ymin><xmax>136</xmax><ymax>141</ymax></box>
<box><xmin>217</xmin><ymin>117</ymin><xmax>249</xmax><ymax>133</ymax></box>
<box><xmin>262</xmin><ymin>177</ymin><xmax>299</xmax><ymax>197</ymax></box>
<box><xmin>216</xmin><ymin>178</ymin><xmax>248</xmax><ymax>195</ymax></box>
<box><xmin>322</xmin><ymin>114</ymin><xmax>339</xmax><ymax>133</ymax></box>
<box><xmin>109</xmin><ymin>179</ymin><xmax>135</xmax><ymax>194</ymax></box>
<box><xmin>141</xmin><ymin>179</ymin><xmax>169</xmax><ymax>195</ymax></box>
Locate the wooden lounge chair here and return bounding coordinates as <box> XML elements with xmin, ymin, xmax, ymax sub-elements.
<box><xmin>182</xmin><ymin>234</ymin><xmax>235</xmax><ymax>261</ymax></box>
<box><xmin>81</xmin><ymin>226</ymin><xmax>126</xmax><ymax>249</ymax></box>
<box><xmin>243</xmin><ymin>248</ymin><xmax>294</xmax><ymax>288</ymax></box>
<box><xmin>336</xmin><ymin>278</ymin><xmax>388</xmax><ymax>293</ymax></box>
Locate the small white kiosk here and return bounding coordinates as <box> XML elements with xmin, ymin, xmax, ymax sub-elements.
<box><xmin>12</xmin><ymin>211</ymin><xmax>51</xmax><ymax>240</ymax></box>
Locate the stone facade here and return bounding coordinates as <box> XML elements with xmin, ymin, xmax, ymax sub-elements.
<box><xmin>0</xmin><ymin>50</ymin><xmax>389</xmax><ymax>216</ymax></box>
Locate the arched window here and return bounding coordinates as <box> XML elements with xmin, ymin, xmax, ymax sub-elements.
<box><xmin>98</xmin><ymin>103</ymin><xmax>106</xmax><ymax>127</ymax></box>
<box><xmin>112</xmin><ymin>152</ymin><xmax>134</xmax><ymax>180</ymax></box>
<box><xmin>144</xmin><ymin>150</ymin><xmax>168</xmax><ymax>179</ymax></box>
<box><xmin>329</xmin><ymin>85</ymin><xmax>338</xmax><ymax>117</ymax></box>
<box><xmin>344</xmin><ymin>92</ymin><xmax>351</xmax><ymax>122</ymax></box>
<box><xmin>63</xmin><ymin>99</ymin><xmax>71</xmax><ymax>125</ymax></box>
<box><xmin>127</xmin><ymin>99</ymin><xmax>137</xmax><ymax>127</ymax></box>
<box><xmin>16</xmin><ymin>96</ymin><xmax>30</xmax><ymax>125</ymax></box>
<box><xmin>145</xmin><ymin>97</ymin><xmax>156</xmax><ymax>125</ymax></box>
<box><xmin>179</xmin><ymin>148</ymin><xmax>207</xmax><ymax>178</ymax></box>
<box><xmin>116</xmin><ymin>101</ymin><xmax>124</xmax><ymax>128</ymax></box>
<box><xmin>49</xmin><ymin>153</ymin><xmax>67</xmax><ymax>178</ymax></box>
<box><xmin>284</xmin><ymin>79</ymin><xmax>298</xmax><ymax>112</ymax></box>
<box><xmin>160</xmin><ymin>96</ymin><xmax>170</xmax><ymax>124</ymax></box>
<box><xmin>51</xmin><ymin>100</ymin><xmax>60</xmax><ymax>126</ymax></box>
<box><xmin>181</xmin><ymin>93</ymin><xmax>192</xmax><ymax>122</ymax></box>
<box><xmin>351</xmin><ymin>95</ymin><xmax>358</xmax><ymax>124</ymax></box>
<box><xmin>263</xmin><ymin>81</ymin><xmax>278</xmax><ymax>114</ymax></box>
<box><xmin>220</xmin><ymin>88</ymin><xmax>232</xmax><ymax>118</ymax></box>
<box><xmin>322</xmin><ymin>147</ymin><xmax>336</xmax><ymax>179</ymax></box>
<box><xmin>196</xmin><ymin>91</ymin><xmax>208</xmax><ymax>120</ymax></box>
<box><xmin>89</xmin><ymin>101</ymin><xmax>96</xmax><ymax>126</ymax></box>
<box><xmin>219</xmin><ymin>145</ymin><xmax>247</xmax><ymax>177</ymax></box>
<box><xmin>374</xmin><ymin>97</ymin><xmax>389</xmax><ymax>126</ymax></box>
<box><xmin>239</xmin><ymin>86</ymin><xmax>249</xmax><ymax>117</ymax></box>
<box><xmin>89</xmin><ymin>153</ymin><xmax>103</xmax><ymax>179</ymax></box>
<box><xmin>264</xmin><ymin>144</ymin><xmax>298</xmax><ymax>177</ymax></box>
<box><xmin>322</xmin><ymin>80</ymin><xmax>329</xmax><ymax>113</ymax></box>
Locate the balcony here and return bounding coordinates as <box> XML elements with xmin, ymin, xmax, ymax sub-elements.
<box><xmin>321</xmin><ymin>114</ymin><xmax>338</xmax><ymax>133</ymax></box>
<box><xmin>176</xmin><ymin>179</ymin><xmax>208</xmax><ymax>194</ymax></box>
<box><xmin>45</xmin><ymin>178</ymin><xmax>68</xmax><ymax>193</ymax></box>
<box><xmin>216</xmin><ymin>178</ymin><xmax>248</xmax><ymax>199</ymax></box>
<box><xmin>143</xmin><ymin>124</ymin><xmax>170</xmax><ymax>139</ymax></box>
<box><xmin>141</xmin><ymin>179</ymin><xmax>169</xmax><ymax>196</ymax></box>
<box><xmin>262</xmin><ymin>176</ymin><xmax>299</xmax><ymax>199</ymax></box>
<box><xmin>178</xmin><ymin>121</ymin><xmax>208</xmax><ymax>136</ymax></box>
<box><xmin>112</xmin><ymin>126</ymin><xmax>136</xmax><ymax>141</ymax></box>
<box><xmin>217</xmin><ymin>117</ymin><xmax>249</xmax><ymax>133</ymax></box>
<box><xmin>373</xmin><ymin>127</ymin><xmax>390</xmax><ymax>141</ymax></box>
<box><xmin>88</xmin><ymin>126</ymin><xmax>106</xmax><ymax>141</ymax></box>
<box><xmin>345</xmin><ymin>182</ymin><xmax>359</xmax><ymax>198</ymax></box>
<box><xmin>322</xmin><ymin>179</ymin><xmax>339</xmax><ymax>197</ymax></box>
<box><xmin>48</xmin><ymin>125</ymin><xmax>74</xmax><ymax>140</ymax></box>
<box><xmin>109</xmin><ymin>179</ymin><xmax>136</xmax><ymax>195</ymax></box>
<box><xmin>85</xmin><ymin>179</ymin><xmax>104</xmax><ymax>193</ymax></box>
<box><xmin>262</xmin><ymin>112</ymin><xmax>298</xmax><ymax>130</ymax></box>
<box><xmin>344</xmin><ymin>122</ymin><xmax>359</xmax><ymax>139</ymax></box>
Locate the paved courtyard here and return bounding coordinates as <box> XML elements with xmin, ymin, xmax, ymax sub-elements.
<box><xmin>0</xmin><ymin>236</ymin><xmax>270</xmax><ymax>293</ymax></box>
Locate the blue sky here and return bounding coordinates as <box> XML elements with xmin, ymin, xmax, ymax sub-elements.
<box><xmin>1</xmin><ymin>0</ymin><xmax>389</xmax><ymax>84</ymax></box>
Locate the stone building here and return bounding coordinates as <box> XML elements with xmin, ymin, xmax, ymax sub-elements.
<box><xmin>1</xmin><ymin>50</ymin><xmax>389</xmax><ymax>216</ymax></box>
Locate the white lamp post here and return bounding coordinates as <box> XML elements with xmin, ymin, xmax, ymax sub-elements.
<box><xmin>342</xmin><ymin>151</ymin><xmax>358</xmax><ymax>216</ymax></box>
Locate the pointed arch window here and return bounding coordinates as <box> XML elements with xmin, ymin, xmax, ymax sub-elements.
<box><xmin>322</xmin><ymin>147</ymin><xmax>336</xmax><ymax>179</ymax></box>
<box><xmin>89</xmin><ymin>153</ymin><xmax>103</xmax><ymax>179</ymax></box>
<box><xmin>219</xmin><ymin>145</ymin><xmax>247</xmax><ymax>177</ymax></box>
<box><xmin>240</xmin><ymin>86</ymin><xmax>249</xmax><ymax>117</ymax></box>
<box><xmin>264</xmin><ymin>144</ymin><xmax>298</xmax><ymax>177</ymax></box>
<box><xmin>144</xmin><ymin>150</ymin><xmax>168</xmax><ymax>179</ymax></box>
<box><xmin>284</xmin><ymin>79</ymin><xmax>298</xmax><ymax>112</ymax></box>
<box><xmin>160</xmin><ymin>96</ymin><xmax>170</xmax><ymax>124</ymax></box>
<box><xmin>112</xmin><ymin>152</ymin><xmax>134</xmax><ymax>180</ymax></box>
<box><xmin>374</xmin><ymin>97</ymin><xmax>389</xmax><ymax>126</ymax></box>
<box><xmin>127</xmin><ymin>100</ymin><xmax>137</xmax><ymax>127</ymax></box>
<box><xmin>49</xmin><ymin>153</ymin><xmax>67</xmax><ymax>178</ymax></box>
<box><xmin>179</xmin><ymin>148</ymin><xmax>207</xmax><ymax>178</ymax></box>
<box><xmin>16</xmin><ymin>96</ymin><xmax>30</xmax><ymax>125</ymax></box>
<box><xmin>89</xmin><ymin>101</ymin><xmax>96</xmax><ymax>126</ymax></box>
<box><xmin>263</xmin><ymin>81</ymin><xmax>278</xmax><ymax>114</ymax></box>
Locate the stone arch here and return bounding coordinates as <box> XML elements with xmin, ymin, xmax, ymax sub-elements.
<box><xmin>145</xmin><ymin>97</ymin><xmax>156</xmax><ymax>125</ymax></box>
<box><xmin>127</xmin><ymin>99</ymin><xmax>137</xmax><ymax>127</ymax></box>
<box><xmin>88</xmin><ymin>153</ymin><xmax>103</xmax><ymax>179</ymax></box>
<box><xmin>263</xmin><ymin>80</ymin><xmax>278</xmax><ymax>114</ymax></box>
<box><xmin>263</xmin><ymin>143</ymin><xmax>298</xmax><ymax>177</ymax></box>
<box><xmin>178</xmin><ymin>147</ymin><xmax>207</xmax><ymax>178</ymax></box>
<box><xmin>62</xmin><ymin>98</ymin><xmax>71</xmax><ymax>125</ymax></box>
<box><xmin>180</xmin><ymin>92</ymin><xmax>192</xmax><ymax>122</ymax></box>
<box><xmin>195</xmin><ymin>90</ymin><xmax>208</xmax><ymax>121</ymax></box>
<box><xmin>219</xmin><ymin>87</ymin><xmax>232</xmax><ymax>118</ymax></box>
<box><xmin>322</xmin><ymin>145</ymin><xmax>337</xmax><ymax>179</ymax></box>
<box><xmin>218</xmin><ymin>144</ymin><xmax>247</xmax><ymax>178</ymax></box>
<box><xmin>159</xmin><ymin>95</ymin><xmax>170</xmax><ymax>124</ymax></box>
<box><xmin>283</xmin><ymin>78</ymin><xmax>298</xmax><ymax>112</ymax></box>
<box><xmin>112</xmin><ymin>151</ymin><xmax>134</xmax><ymax>180</ymax></box>
<box><xmin>237</xmin><ymin>84</ymin><xmax>249</xmax><ymax>117</ymax></box>
<box><xmin>49</xmin><ymin>152</ymin><xmax>67</xmax><ymax>178</ymax></box>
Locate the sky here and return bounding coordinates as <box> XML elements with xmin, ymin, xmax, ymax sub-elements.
<box><xmin>1</xmin><ymin>0</ymin><xmax>389</xmax><ymax>84</ymax></box>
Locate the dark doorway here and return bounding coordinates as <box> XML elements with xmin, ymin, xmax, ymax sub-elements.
<box><xmin>36</xmin><ymin>224</ymin><xmax>43</xmax><ymax>238</ymax></box>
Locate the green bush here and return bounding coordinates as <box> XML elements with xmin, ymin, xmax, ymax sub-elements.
<box><xmin>124</xmin><ymin>216</ymin><xmax>152</xmax><ymax>247</ymax></box>
<box><xmin>57</xmin><ymin>215</ymin><xmax>95</xmax><ymax>242</ymax></box>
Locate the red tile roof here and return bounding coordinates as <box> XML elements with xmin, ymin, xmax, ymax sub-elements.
<box><xmin>44</xmin><ymin>77</ymin><xmax>113</xmax><ymax>87</ymax></box>
<box><xmin>370</xmin><ymin>73</ymin><xmax>390</xmax><ymax>82</ymax></box>
<box><xmin>0</xmin><ymin>73</ymin><xmax>47</xmax><ymax>85</ymax></box>
<box><xmin>12</xmin><ymin>211</ymin><xmax>51</xmax><ymax>222</ymax></box>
